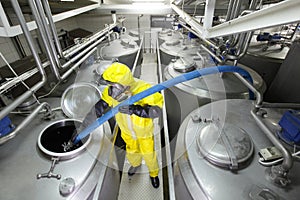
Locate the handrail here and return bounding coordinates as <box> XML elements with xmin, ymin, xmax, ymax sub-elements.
<box><xmin>157</xmin><ymin>39</ymin><xmax>176</xmax><ymax>200</ymax></box>
<box><xmin>131</xmin><ymin>37</ymin><xmax>144</xmax><ymax>74</ymax></box>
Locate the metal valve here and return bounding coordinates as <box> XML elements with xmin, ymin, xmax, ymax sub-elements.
<box><xmin>37</xmin><ymin>157</ymin><xmax>61</xmax><ymax>180</ymax></box>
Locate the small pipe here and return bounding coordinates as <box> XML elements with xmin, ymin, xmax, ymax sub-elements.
<box><xmin>41</xmin><ymin>0</ymin><xmax>64</xmax><ymax>58</ymax></box>
<box><xmin>61</xmin><ymin>48</ymin><xmax>97</xmax><ymax>80</ymax></box>
<box><xmin>0</xmin><ymin>102</ymin><xmax>51</xmax><ymax>145</ymax></box>
<box><xmin>74</xmin><ymin>65</ymin><xmax>254</xmax><ymax>144</ymax></box>
<box><xmin>1</xmin><ymin>0</ymin><xmax>47</xmax><ymax>119</ymax></box>
<box><xmin>233</xmin><ymin>73</ymin><xmax>261</xmax><ymax>106</ymax></box>
<box><xmin>199</xmin><ymin>44</ymin><xmax>224</xmax><ymax>64</ymax></box>
<box><xmin>29</xmin><ymin>0</ymin><xmax>61</xmax><ymax>81</ymax></box>
<box><xmin>251</xmin><ymin>110</ymin><xmax>293</xmax><ymax>172</ymax></box>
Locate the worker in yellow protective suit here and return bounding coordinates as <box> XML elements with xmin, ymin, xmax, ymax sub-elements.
<box><xmin>78</xmin><ymin>62</ymin><xmax>163</xmax><ymax>188</ymax></box>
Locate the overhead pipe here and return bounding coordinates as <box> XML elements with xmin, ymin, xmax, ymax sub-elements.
<box><xmin>33</xmin><ymin>0</ymin><xmax>62</xmax><ymax>70</ymax></box>
<box><xmin>31</xmin><ymin>0</ymin><xmax>111</xmax><ymax>79</ymax></box>
<box><xmin>63</xmin><ymin>23</ymin><xmax>118</xmax><ymax>59</ymax></box>
<box><xmin>41</xmin><ymin>0</ymin><xmax>64</xmax><ymax>58</ymax></box>
<box><xmin>28</xmin><ymin>0</ymin><xmax>61</xmax><ymax>81</ymax></box>
<box><xmin>225</xmin><ymin>0</ymin><xmax>235</xmax><ymax>21</ymax></box>
<box><xmin>73</xmin><ymin>65</ymin><xmax>254</xmax><ymax>144</ymax></box>
<box><xmin>0</xmin><ymin>0</ymin><xmax>47</xmax><ymax>119</ymax></box>
<box><xmin>61</xmin><ymin>47</ymin><xmax>98</xmax><ymax>80</ymax></box>
<box><xmin>0</xmin><ymin>102</ymin><xmax>51</xmax><ymax>145</ymax></box>
<box><xmin>61</xmin><ymin>33</ymin><xmax>110</xmax><ymax>69</ymax></box>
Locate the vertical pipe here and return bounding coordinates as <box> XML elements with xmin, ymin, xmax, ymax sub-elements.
<box><xmin>0</xmin><ymin>0</ymin><xmax>47</xmax><ymax>119</ymax></box>
<box><xmin>28</xmin><ymin>0</ymin><xmax>61</xmax><ymax>81</ymax></box>
<box><xmin>226</xmin><ymin>0</ymin><xmax>235</xmax><ymax>21</ymax></box>
<box><xmin>34</xmin><ymin>0</ymin><xmax>62</xmax><ymax>70</ymax></box>
<box><xmin>41</xmin><ymin>0</ymin><xmax>64</xmax><ymax>58</ymax></box>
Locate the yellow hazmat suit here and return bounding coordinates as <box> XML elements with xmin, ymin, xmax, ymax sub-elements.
<box><xmin>101</xmin><ymin>62</ymin><xmax>163</xmax><ymax>177</ymax></box>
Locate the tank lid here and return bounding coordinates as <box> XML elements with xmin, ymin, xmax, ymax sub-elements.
<box><xmin>128</xmin><ymin>30</ymin><xmax>139</xmax><ymax>37</ymax></box>
<box><xmin>61</xmin><ymin>82</ymin><xmax>101</xmax><ymax>120</ymax></box>
<box><xmin>172</xmin><ymin>57</ymin><xmax>196</xmax><ymax>73</ymax></box>
<box><xmin>120</xmin><ymin>38</ymin><xmax>136</xmax><ymax>48</ymax></box>
<box><xmin>196</xmin><ymin>122</ymin><xmax>253</xmax><ymax>171</ymax></box>
<box><xmin>159</xmin><ymin>29</ymin><xmax>172</xmax><ymax>35</ymax></box>
<box><xmin>165</xmin><ymin>39</ymin><xmax>180</xmax><ymax>46</ymax></box>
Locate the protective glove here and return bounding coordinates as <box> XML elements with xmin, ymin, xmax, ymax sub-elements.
<box><xmin>118</xmin><ymin>105</ymin><xmax>161</xmax><ymax>118</ymax></box>
<box><xmin>71</xmin><ymin>99</ymin><xmax>109</xmax><ymax>142</ymax></box>
<box><xmin>108</xmin><ymin>83</ymin><xmax>131</xmax><ymax>102</ymax></box>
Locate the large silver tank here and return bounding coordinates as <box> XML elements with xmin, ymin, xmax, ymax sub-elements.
<box><xmin>159</xmin><ymin>38</ymin><xmax>203</xmax><ymax>65</ymax></box>
<box><xmin>158</xmin><ymin>29</ymin><xmax>185</xmax><ymax>45</ymax></box>
<box><xmin>239</xmin><ymin>44</ymin><xmax>288</xmax><ymax>87</ymax></box>
<box><xmin>164</xmin><ymin>56</ymin><xmax>266</xmax><ymax>142</ymax></box>
<box><xmin>97</xmin><ymin>38</ymin><xmax>139</xmax><ymax>68</ymax></box>
<box><xmin>173</xmin><ymin>99</ymin><xmax>300</xmax><ymax>200</ymax></box>
<box><xmin>121</xmin><ymin>29</ymin><xmax>141</xmax><ymax>43</ymax></box>
<box><xmin>0</xmin><ymin>97</ymin><xmax>119</xmax><ymax>200</ymax></box>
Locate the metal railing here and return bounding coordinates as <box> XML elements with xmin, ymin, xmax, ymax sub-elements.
<box><xmin>157</xmin><ymin>39</ymin><xmax>176</xmax><ymax>200</ymax></box>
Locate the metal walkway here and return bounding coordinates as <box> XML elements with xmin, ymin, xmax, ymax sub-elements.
<box><xmin>118</xmin><ymin>53</ymin><xmax>163</xmax><ymax>200</ymax></box>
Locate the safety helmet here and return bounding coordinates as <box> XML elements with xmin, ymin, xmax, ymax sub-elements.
<box><xmin>102</xmin><ymin>62</ymin><xmax>134</xmax><ymax>86</ymax></box>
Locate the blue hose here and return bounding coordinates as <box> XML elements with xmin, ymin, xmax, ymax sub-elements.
<box><xmin>74</xmin><ymin>65</ymin><xmax>254</xmax><ymax>144</ymax></box>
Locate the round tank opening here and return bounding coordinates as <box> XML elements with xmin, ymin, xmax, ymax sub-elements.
<box><xmin>39</xmin><ymin>120</ymin><xmax>88</xmax><ymax>153</ymax></box>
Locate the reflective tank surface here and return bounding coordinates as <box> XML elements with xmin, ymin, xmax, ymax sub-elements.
<box><xmin>121</xmin><ymin>29</ymin><xmax>141</xmax><ymax>43</ymax></box>
<box><xmin>159</xmin><ymin>38</ymin><xmax>205</xmax><ymax>65</ymax></box>
<box><xmin>0</xmin><ymin>98</ymin><xmax>119</xmax><ymax>200</ymax></box>
<box><xmin>158</xmin><ymin>29</ymin><xmax>185</xmax><ymax>45</ymax></box>
<box><xmin>97</xmin><ymin>38</ymin><xmax>139</xmax><ymax>68</ymax></box>
<box><xmin>164</xmin><ymin>57</ymin><xmax>266</xmax><ymax>141</ymax></box>
<box><xmin>173</xmin><ymin>99</ymin><xmax>300</xmax><ymax>200</ymax></box>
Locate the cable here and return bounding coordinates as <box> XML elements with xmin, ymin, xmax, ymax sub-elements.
<box><xmin>0</xmin><ymin>52</ymin><xmax>41</xmax><ymax>105</ymax></box>
<box><xmin>37</xmin><ymin>80</ymin><xmax>61</xmax><ymax>99</ymax></box>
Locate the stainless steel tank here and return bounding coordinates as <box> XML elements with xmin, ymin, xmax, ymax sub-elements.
<box><xmin>97</xmin><ymin>38</ymin><xmax>139</xmax><ymax>68</ymax></box>
<box><xmin>0</xmin><ymin>97</ymin><xmax>119</xmax><ymax>200</ymax></box>
<box><xmin>173</xmin><ymin>99</ymin><xmax>300</xmax><ymax>200</ymax></box>
<box><xmin>164</xmin><ymin>56</ymin><xmax>266</xmax><ymax>142</ymax></box>
<box><xmin>159</xmin><ymin>38</ymin><xmax>203</xmax><ymax>65</ymax></box>
<box><xmin>121</xmin><ymin>29</ymin><xmax>141</xmax><ymax>43</ymax></box>
<box><xmin>158</xmin><ymin>29</ymin><xmax>185</xmax><ymax>45</ymax></box>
